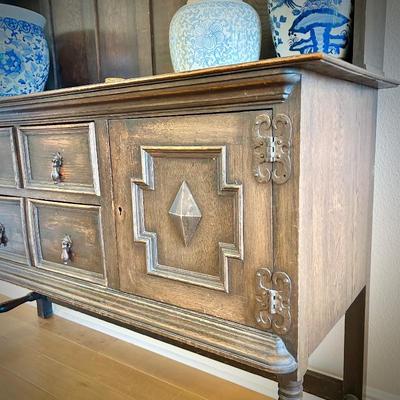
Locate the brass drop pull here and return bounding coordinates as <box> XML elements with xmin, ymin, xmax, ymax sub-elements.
<box><xmin>61</xmin><ymin>235</ymin><xmax>72</xmax><ymax>264</ymax></box>
<box><xmin>0</xmin><ymin>223</ymin><xmax>8</xmax><ymax>247</ymax></box>
<box><xmin>51</xmin><ymin>152</ymin><xmax>63</xmax><ymax>184</ymax></box>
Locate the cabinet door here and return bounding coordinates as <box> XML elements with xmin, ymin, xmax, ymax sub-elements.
<box><xmin>110</xmin><ymin>112</ymin><xmax>273</xmax><ymax>327</ymax></box>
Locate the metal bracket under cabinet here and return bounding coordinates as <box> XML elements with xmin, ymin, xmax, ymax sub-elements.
<box><xmin>253</xmin><ymin>113</ymin><xmax>293</xmax><ymax>184</ymax></box>
<box><xmin>255</xmin><ymin>268</ymin><xmax>292</xmax><ymax>335</ymax></box>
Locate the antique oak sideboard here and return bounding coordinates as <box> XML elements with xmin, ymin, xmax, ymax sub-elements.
<box><xmin>0</xmin><ymin>54</ymin><xmax>397</xmax><ymax>399</ymax></box>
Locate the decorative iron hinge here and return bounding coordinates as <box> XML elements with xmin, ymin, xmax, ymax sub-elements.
<box><xmin>253</xmin><ymin>113</ymin><xmax>293</xmax><ymax>184</ymax></box>
<box><xmin>255</xmin><ymin>268</ymin><xmax>292</xmax><ymax>335</ymax></box>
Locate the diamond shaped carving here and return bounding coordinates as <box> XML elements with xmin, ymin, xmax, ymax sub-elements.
<box><xmin>169</xmin><ymin>181</ymin><xmax>202</xmax><ymax>246</ymax></box>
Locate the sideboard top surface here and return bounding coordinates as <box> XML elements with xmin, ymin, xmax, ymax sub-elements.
<box><xmin>0</xmin><ymin>54</ymin><xmax>397</xmax><ymax>125</ymax></box>
<box><xmin>1</xmin><ymin>54</ymin><xmax>398</xmax><ymax>103</ymax></box>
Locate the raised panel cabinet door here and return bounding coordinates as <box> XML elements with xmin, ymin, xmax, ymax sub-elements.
<box><xmin>110</xmin><ymin>111</ymin><xmax>274</xmax><ymax>328</ymax></box>
<box><xmin>27</xmin><ymin>199</ymin><xmax>106</xmax><ymax>284</ymax></box>
<box><xmin>0</xmin><ymin>128</ymin><xmax>19</xmax><ymax>188</ymax></box>
<box><xmin>0</xmin><ymin>196</ymin><xmax>30</xmax><ymax>265</ymax></box>
<box><xmin>17</xmin><ymin>123</ymin><xmax>100</xmax><ymax>195</ymax></box>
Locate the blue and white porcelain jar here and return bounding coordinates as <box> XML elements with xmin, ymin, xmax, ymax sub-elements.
<box><xmin>169</xmin><ymin>0</ymin><xmax>261</xmax><ymax>72</ymax></box>
<box><xmin>0</xmin><ymin>4</ymin><xmax>49</xmax><ymax>96</ymax></box>
<box><xmin>268</xmin><ymin>0</ymin><xmax>352</xmax><ymax>59</ymax></box>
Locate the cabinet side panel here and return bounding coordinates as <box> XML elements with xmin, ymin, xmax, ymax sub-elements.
<box><xmin>298</xmin><ymin>72</ymin><xmax>377</xmax><ymax>360</ymax></box>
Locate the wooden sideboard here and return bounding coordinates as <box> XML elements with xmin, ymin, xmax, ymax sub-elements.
<box><xmin>0</xmin><ymin>54</ymin><xmax>397</xmax><ymax>399</ymax></box>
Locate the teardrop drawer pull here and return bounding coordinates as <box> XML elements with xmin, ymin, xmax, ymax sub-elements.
<box><xmin>51</xmin><ymin>152</ymin><xmax>63</xmax><ymax>184</ymax></box>
<box><xmin>61</xmin><ymin>234</ymin><xmax>72</xmax><ymax>264</ymax></box>
<box><xmin>0</xmin><ymin>223</ymin><xmax>8</xmax><ymax>247</ymax></box>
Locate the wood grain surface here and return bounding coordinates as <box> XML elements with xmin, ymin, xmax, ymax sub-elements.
<box><xmin>0</xmin><ymin>128</ymin><xmax>19</xmax><ymax>189</ymax></box>
<box><xmin>0</xmin><ymin>197</ymin><xmax>30</xmax><ymax>266</ymax></box>
<box><xmin>297</xmin><ymin>72</ymin><xmax>378</xmax><ymax>375</ymax></box>
<box><xmin>17</xmin><ymin>123</ymin><xmax>100</xmax><ymax>195</ymax></box>
<box><xmin>27</xmin><ymin>200</ymin><xmax>106</xmax><ymax>284</ymax></box>
<box><xmin>0</xmin><ymin>294</ymin><xmax>271</xmax><ymax>400</ymax></box>
<box><xmin>109</xmin><ymin>111</ymin><xmax>273</xmax><ymax>327</ymax></box>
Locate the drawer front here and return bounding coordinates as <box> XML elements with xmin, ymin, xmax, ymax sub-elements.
<box><xmin>18</xmin><ymin>123</ymin><xmax>100</xmax><ymax>195</ymax></box>
<box><xmin>110</xmin><ymin>112</ymin><xmax>274</xmax><ymax>328</ymax></box>
<box><xmin>0</xmin><ymin>196</ymin><xmax>30</xmax><ymax>265</ymax></box>
<box><xmin>27</xmin><ymin>199</ymin><xmax>105</xmax><ymax>284</ymax></box>
<box><xmin>0</xmin><ymin>128</ymin><xmax>19</xmax><ymax>188</ymax></box>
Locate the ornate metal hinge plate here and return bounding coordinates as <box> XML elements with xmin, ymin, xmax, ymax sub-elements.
<box><xmin>255</xmin><ymin>268</ymin><xmax>292</xmax><ymax>335</ymax></box>
<box><xmin>253</xmin><ymin>113</ymin><xmax>293</xmax><ymax>184</ymax></box>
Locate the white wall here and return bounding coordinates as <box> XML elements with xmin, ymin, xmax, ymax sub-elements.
<box><xmin>1</xmin><ymin>2</ymin><xmax>400</xmax><ymax>399</ymax></box>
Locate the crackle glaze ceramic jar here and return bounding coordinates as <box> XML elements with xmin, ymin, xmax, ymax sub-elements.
<box><xmin>169</xmin><ymin>0</ymin><xmax>261</xmax><ymax>72</ymax></box>
<box><xmin>268</xmin><ymin>0</ymin><xmax>352</xmax><ymax>59</ymax></box>
<box><xmin>0</xmin><ymin>4</ymin><xmax>49</xmax><ymax>96</ymax></box>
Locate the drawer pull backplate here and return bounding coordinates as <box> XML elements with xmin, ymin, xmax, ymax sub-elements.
<box><xmin>51</xmin><ymin>152</ymin><xmax>63</xmax><ymax>184</ymax></box>
<box><xmin>61</xmin><ymin>234</ymin><xmax>72</xmax><ymax>264</ymax></box>
<box><xmin>0</xmin><ymin>223</ymin><xmax>8</xmax><ymax>247</ymax></box>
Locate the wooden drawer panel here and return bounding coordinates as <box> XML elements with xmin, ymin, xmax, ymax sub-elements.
<box><xmin>0</xmin><ymin>128</ymin><xmax>19</xmax><ymax>188</ymax></box>
<box><xmin>27</xmin><ymin>199</ymin><xmax>105</xmax><ymax>284</ymax></box>
<box><xmin>18</xmin><ymin>123</ymin><xmax>100</xmax><ymax>195</ymax></box>
<box><xmin>0</xmin><ymin>196</ymin><xmax>30</xmax><ymax>265</ymax></box>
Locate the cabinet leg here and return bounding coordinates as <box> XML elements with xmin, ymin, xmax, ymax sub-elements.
<box><xmin>36</xmin><ymin>296</ymin><xmax>53</xmax><ymax>319</ymax></box>
<box><xmin>278</xmin><ymin>376</ymin><xmax>303</xmax><ymax>400</ymax></box>
<box><xmin>343</xmin><ymin>286</ymin><xmax>368</xmax><ymax>400</ymax></box>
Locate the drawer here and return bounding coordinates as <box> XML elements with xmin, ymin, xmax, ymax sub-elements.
<box><xmin>18</xmin><ymin>123</ymin><xmax>100</xmax><ymax>195</ymax></box>
<box><xmin>0</xmin><ymin>196</ymin><xmax>30</xmax><ymax>265</ymax></box>
<box><xmin>0</xmin><ymin>128</ymin><xmax>19</xmax><ymax>188</ymax></box>
<box><xmin>27</xmin><ymin>199</ymin><xmax>106</xmax><ymax>284</ymax></box>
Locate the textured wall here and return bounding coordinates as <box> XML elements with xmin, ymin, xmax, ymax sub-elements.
<box><xmin>309</xmin><ymin>1</ymin><xmax>400</xmax><ymax>397</ymax></box>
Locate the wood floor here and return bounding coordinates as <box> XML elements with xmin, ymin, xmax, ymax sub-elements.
<box><xmin>0</xmin><ymin>295</ymin><xmax>271</xmax><ymax>400</ymax></box>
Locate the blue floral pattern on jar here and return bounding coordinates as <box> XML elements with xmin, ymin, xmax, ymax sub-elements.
<box><xmin>0</xmin><ymin>16</ymin><xmax>49</xmax><ymax>96</ymax></box>
<box><xmin>170</xmin><ymin>0</ymin><xmax>261</xmax><ymax>72</ymax></box>
<box><xmin>268</xmin><ymin>0</ymin><xmax>352</xmax><ymax>59</ymax></box>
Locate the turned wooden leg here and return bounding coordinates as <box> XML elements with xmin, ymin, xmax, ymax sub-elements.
<box><xmin>36</xmin><ymin>296</ymin><xmax>53</xmax><ymax>319</ymax></box>
<box><xmin>343</xmin><ymin>286</ymin><xmax>369</xmax><ymax>400</ymax></box>
<box><xmin>278</xmin><ymin>376</ymin><xmax>303</xmax><ymax>400</ymax></box>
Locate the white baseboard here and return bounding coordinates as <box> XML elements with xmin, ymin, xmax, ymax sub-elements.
<box><xmin>2</xmin><ymin>281</ymin><xmax>398</xmax><ymax>400</ymax></box>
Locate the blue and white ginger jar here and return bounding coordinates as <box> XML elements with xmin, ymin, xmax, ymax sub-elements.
<box><xmin>0</xmin><ymin>4</ymin><xmax>49</xmax><ymax>96</ymax></box>
<box><xmin>169</xmin><ymin>0</ymin><xmax>261</xmax><ymax>72</ymax></box>
<box><xmin>268</xmin><ymin>0</ymin><xmax>352</xmax><ymax>59</ymax></box>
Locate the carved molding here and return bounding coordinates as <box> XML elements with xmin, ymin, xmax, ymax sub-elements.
<box><xmin>0</xmin><ymin>73</ymin><xmax>299</xmax><ymax>124</ymax></box>
<box><xmin>256</xmin><ymin>267</ymin><xmax>292</xmax><ymax>335</ymax></box>
<box><xmin>253</xmin><ymin>113</ymin><xmax>293</xmax><ymax>184</ymax></box>
<box><xmin>0</xmin><ymin>260</ymin><xmax>297</xmax><ymax>375</ymax></box>
<box><xmin>131</xmin><ymin>145</ymin><xmax>243</xmax><ymax>292</ymax></box>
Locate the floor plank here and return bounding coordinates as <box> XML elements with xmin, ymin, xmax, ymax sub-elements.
<box><xmin>0</xmin><ymin>366</ymin><xmax>57</xmax><ymax>400</ymax></box>
<box><xmin>0</xmin><ymin>295</ymin><xmax>271</xmax><ymax>400</ymax></box>
<box><xmin>0</xmin><ymin>313</ymin><xmax>205</xmax><ymax>400</ymax></box>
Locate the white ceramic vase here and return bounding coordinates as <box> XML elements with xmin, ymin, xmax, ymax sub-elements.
<box><xmin>0</xmin><ymin>4</ymin><xmax>49</xmax><ymax>96</ymax></box>
<box><xmin>268</xmin><ymin>0</ymin><xmax>352</xmax><ymax>59</ymax></box>
<box><xmin>169</xmin><ymin>0</ymin><xmax>261</xmax><ymax>72</ymax></box>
